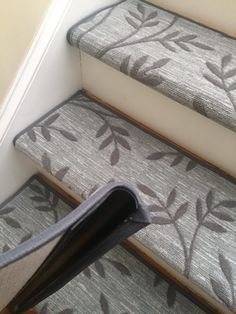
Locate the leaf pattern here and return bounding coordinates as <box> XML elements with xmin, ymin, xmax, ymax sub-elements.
<box><xmin>185</xmin><ymin>191</ymin><xmax>236</xmax><ymax>278</ymax></box>
<box><xmin>59</xmin><ymin>130</ymin><xmax>77</xmax><ymax>141</ymax></box>
<box><xmin>210</xmin><ymin>253</ymin><xmax>236</xmax><ymax>309</ymax></box>
<box><xmin>27</xmin><ymin>113</ymin><xmax>78</xmax><ymax>142</ymax></box>
<box><xmin>3</xmin><ymin>216</ymin><xmax>21</xmax><ymax>229</ymax></box>
<box><xmin>95</xmin><ymin>260</ymin><xmax>106</xmax><ymax>278</ymax></box>
<box><xmin>83</xmin><ymin>267</ymin><xmax>92</xmax><ymax>279</ymax></box>
<box><xmin>167</xmin><ymin>188</ymin><xmax>176</xmax><ymax>207</ymax></box>
<box><xmin>120</xmin><ymin>54</ymin><xmax>169</xmax><ymax>86</ymax></box>
<box><xmin>196</xmin><ymin>199</ymin><xmax>203</xmax><ymax>222</ymax></box>
<box><xmin>137</xmin><ymin>182</ymin><xmax>236</xmax><ymax>287</ymax></box>
<box><xmin>211</xmin><ymin>211</ymin><xmax>234</xmax><ymax>222</ymax></box>
<box><xmin>137</xmin><ymin>185</ymin><xmax>188</xmax><ymax>228</ymax></box>
<box><xmin>137</xmin><ymin>183</ymin><xmax>157</xmax><ymax>198</ymax></box>
<box><xmin>20</xmin><ymin>233</ymin><xmax>32</xmax><ymax>244</ymax></box>
<box><xmin>27</xmin><ymin>129</ymin><xmax>37</xmax><ymax>142</ymax></box>
<box><xmin>159</xmin><ymin>32</ymin><xmax>213</xmax><ymax>53</ymax></box>
<box><xmin>202</xmin><ymin>221</ymin><xmax>227</xmax><ymax>233</ymax></box>
<box><xmin>29</xmin><ymin>177</ymin><xmax>65</xmax><ymax>223</ymax></box>
<box><xmin>0</xmin><ymin>207</ymin><xmax>15</xmax><ymax>215</ymax></box>
<box><xmin>152</xmin><ymin>216</ymin><xmax>173</xmax><ymax>225</ymax></box>
<box><xmin>55</xmin><ymin>167</ymin><xmax>70</xmax><ymax>181</ymax></box>
<box><xmin>147</xmin><ymin>150</ymin><xmax>198</xmax><ymax>172</ymax></box>
<box><xmin>210</xmin><ymin>278</ymin><xmax>231</xmax><ymax>306</ymax></box>
<box><xmin>174</xmin><ymin>202</ymin><xmax>188</xmax><ymax>221</ymax></box>
<box><xmin>167</xmin><ymin>285</ymin><xmax>177</xmax><ymax>307</ymax></box>
<box><xmin>218</xmin><ymin>200</ymin><xmax>236</xmax><ymax>208</ymax></box>
<box><xmin>70</xmin><ymin>100</ymin><xmax>131</xmax><ymax>166</ymax></box>
<box><xmin>100</xmin><ymin>293</ymin><xmax>110</xmax><ymax>314</ymax></box>
<box><xmin>2</xmin><ymin>244</ymin><xmax>10</xmax><ymax>253</ymax></box>
<box><xmin>2</xmin><ymin>232</ymin><xmax>33</xmax><ymax>254</ymax></box>
<box><xmin>219</xmin><ymin>254</ymin><xmax>233</xmax><ymax>285</ymax></box>
<box><xmin>41</xmin><ymin>153</ymin><xmax>70</xmax><ymax>184</ymax></box>
<box><xmin>39</xmin><ymin>303</ymin><xmax>74</xmax><ymax>314</ymax></box>
<box><xmin>153</xmin><ymin>276</ymin><xmax>178</xmax><ymax>307</ymax></box>
<box><xmin>104</xmin><ymin>258</ymin><xmax>131</xmax><ymax>276</ymax></box>
<box><xmin>95</xmin><ymin>2</ymin><xmax>213</xmax><ymax>58</ymax></box>
<box><xmin>204</xmin><ymin>54</ymin><xmax>236</xmax><ymax>111</ymax></box>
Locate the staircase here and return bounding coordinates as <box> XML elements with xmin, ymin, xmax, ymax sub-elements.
<box><xmin>1</xmin><ymin>0</ymin><xmax>236</xmax><ymax>313</ymax></box>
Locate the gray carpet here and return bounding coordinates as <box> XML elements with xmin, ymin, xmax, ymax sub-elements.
<box><xmin>15</xmin><ymin>91</ymin><xmax>236</xmax><ymax>313</ymax></box>
<box><xmin>68</xmin><ymin>0</ymin><xmax>236</xmax><ymax>132</ymax></box>
<box><xmin>0</xmin><ymin>176</ymin><xmax>74</xmax><ymax>254</ymax></box>
<box><xmin>0</xmin><ymin>176</ymin><xmax>206</xmax><ymax>313</ymax></box>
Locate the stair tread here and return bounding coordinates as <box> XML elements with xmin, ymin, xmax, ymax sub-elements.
<box><xmin>15</xmin><ymin>91</ymin><xmax>236</xmax><ymax>312</ymax></box>
<box><xmin>0</xmin><ymin>176</ymin><xmax>206</xmax><ymax>313</ymax></box>
<box><xmin>36</xmin><ymin>244</ymin><xmax>207</xmax><ymax>313</ymax></box>
<box><xmin>68</xmin><ymin>0</ymin><xmax>236</xmax><ymax>132</ymax></box>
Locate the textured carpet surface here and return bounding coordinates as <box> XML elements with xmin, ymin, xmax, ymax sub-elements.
<box><xmin>0</xmin><ymin>176</ymin><xmax>206</xmax><ymax>313</ymax></box>
<box><xmin>0</xmin><ymin>176</ymin><xmax>73</xmax><ymax>254</ymax></box>
<box><xmin>15</xmin><ymin>92</ymin><xmax>236</xmax><ymax>312</ymax></box>
<box><xmin>68</xmin><ymin>0</ymin><xmax>236</xmax><ymax>132</ymax></box>
<box><xmin>36</xmin><ymin>245</ymin><xmax>207</xmax><ymax>314</ymax></box>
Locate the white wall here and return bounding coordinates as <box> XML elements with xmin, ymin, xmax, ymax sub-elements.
<box><xmin>0</xmin><ymin>0</ymin><xmax>120</xmax><ymax>202</ymax></box>
<box><xmin>0</xmin><ymin>0</ymin><xmax>53</xmax><ymax>107</ymax></box>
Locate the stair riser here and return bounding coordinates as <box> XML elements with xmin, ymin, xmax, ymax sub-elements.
<box><xmin>81</xmin><ymin>52</ymin><xmax>236</xmax><ymax>178</ymax></box>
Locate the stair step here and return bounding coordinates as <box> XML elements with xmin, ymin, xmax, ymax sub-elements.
<box><xmin>0</xmin><ymin>176</ymin><xmax>207</xmax><ymax>313</ymax></box>
<box><xmin>15</xmin><ymin>91</ymin><xmax>236</xmax><ymax>313</ymax></box>
<box><xmin>35</xmin><ymin>245</ymin><xmax>208</xmax><ymax>314</ymax></box>
<box><xmin>0</xmin><ymin>175</ymin><xmax>76</xmax><ymax>310</ymax></box>
<box><xmin>68</xmin><ymin>0</ymin><xmax>236</xmax><ymax>132</ymax></box>
<box><xmin>0</xmin><ymin>175</ymin><xmax>74</xmax><ymax>254</ymax></box>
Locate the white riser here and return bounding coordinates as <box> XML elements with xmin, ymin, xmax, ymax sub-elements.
<box><xmin>81</xmin><ymin>52</ymin><xmax>236</xmax><ymax>177</ymax></box>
